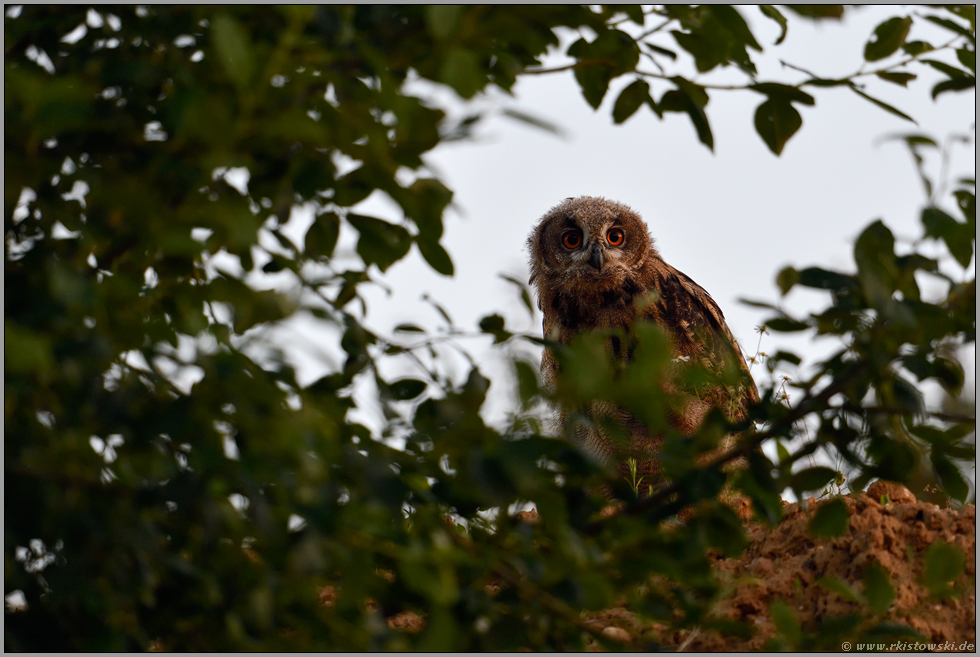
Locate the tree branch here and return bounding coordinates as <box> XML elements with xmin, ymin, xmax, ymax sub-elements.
<box><xmin>582</xmin><ymin>363</ymin><xmax>869</xmax><ymax>535</ymax></box>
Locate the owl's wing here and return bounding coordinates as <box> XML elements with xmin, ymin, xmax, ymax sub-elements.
<box><xmin>647</xmin><ymin>263</ymin><xmax>760</xmax><ymax>410</ymax></box>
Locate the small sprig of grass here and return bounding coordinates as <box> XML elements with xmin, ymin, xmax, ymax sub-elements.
<box><xmin>624</xmin><ymin>457</ymin><xmax>644</xmax><ymax>498</ymax></box>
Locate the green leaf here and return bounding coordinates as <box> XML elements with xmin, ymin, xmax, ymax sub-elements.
<box><xmin>932</xmin><ymin>454</ymin><xmax>969</xmax><ymax>503</ymax></box>
<box><xmin>709</xmin><ymin>5</ymin><xmax>762</xmax><ymax>52</ymax></box>
<box><xmin>479</xmin><ymin>313</ymin><xmax>511</xmax><ymax>343</ymax></box>
<box><xmin>568</xmin><ymin>30</ymin><xmax>640</xmax><ymax>109</ymax></box>
<box><xmin>573</xmin><ymin>63</ymin><xmax>613</xmax><ymax>109</ymax></box>
<box><xmin>808</xmin><ymin>498</ymin><xmax>849</xmax><ymax>538</ymax></box>
<box><xmin>922</xmin><ymin>206</ymin><xmax>974</xmax><ymax>267</ymax></box>
<box><xmin>770</xmin><ymin>599</ymin><xmax>802</xmax><ymax>646</ymax></box>
<box><xmin>864</xmin><ymin>16</ymin><xmax>913</xmax><ymax>62</ymax></box>
<box><xmin>760</xmin><ymin>5</ymin><xmax>788</xmax><ymax>45</ymax></box>
<box><xmin>921</xmin><ymin>542</ymin><xmax>965</xmax><ymax>595</ymax></box>
<box><xmin>612</xmin><ymin>79</ymin><xmax>650</xmax><ymax>124</ymax></box>
<box><xmin>514</xmin><ymin>359</ymin><xmax>540</xmax><ymax>408</ymax></box>
<box><xmin>850</xmin><ymin>87</ymin><xmax>916</xmax><ymax>123</ymax></box>
<box><xmin>348</xmin><ymin>214</ymin><xmax>412</xmax><ymax>272</ymax></box>
<box><xmin>212</xmin><ymin>13</ymin><xmax>255</xmax><ymax>90</ymax></box>
<box><xmin>292</xmin><ymin>156</ymin><xmax>335</xmax><ymax>198</ymax></box>
<box><xmin>439</xmin><ymin>47</ymin><xmax>485</xmax><ymax>99</ymax></box>
<box><xmin>801</xmin><ymin>77</ymin><xmax>851</xmax><ymax>88</ymax></box>
<box><xmin>389</xmin><ymin>378</ymin><xmax>428</xmax><ymax>400</ymax></box>
<box><xmin>866</xmin><ymin>436</ymin><xmax>918</xmax><ymax>484</ymax></box>
<box><xmin>776</xmin><ymin>266</ymin><xmax>799</xmax><ymax>295</ymax></box>
<box><xmin>4</xmin><ymin>321</ymin><xmax>54</xmax><ymax>376</ymax></box>
<box><xmin>499</xmin><ymin>274</ymin><xmax>535</xmax><ymax>317</ymax></box>
<box><xmin>262</xmin><ymin>255</ymin><xmax>289</xmax><ymax>273</ymax></box>
<box><xmin>862</xmin><ymin>561</ymin><xmax>895</xmax><ymax>614</ymax></box>
<box><xmin>764</xmin><ymin>317</ymin><xmax>809</xmax><ymax>332</ymax></box>
<box><xmin>922</xmin><ymin>14</ymin><xmax>975</xmax><ymax>40</ymax></box>
<box><xmin>669</xmin><ymin>6</ymin><xmax>760</xmax><ymax>75</ymax></box>
<box><xmin>304</xmin><ymin>212</ymin><xmax>340</xmax><ymax>258</ymax></box>
<box><xmin>749</xmin><ymin>82</ymin><xmax>815</xmax><ymax>105</ymax></box>
<box><xmin>501</xmin><ymin>108</ymin><xmax>566</xmax><ymax>137</ymax></box>
<box><xmin>932</xmin><ymin>356</ymin><xmax>965</xmax><ymax>393</ymax></box>
<box><xmin>953</xmin><ymin>184</ymin><xmax>976</xmax><ymax>224</ymax></box>
<box><xmin>902</xmin><ymin>40</ymin><xmax>934</xmax><ymax>56</ymax></box>
<box><xmin>816</xmin><ymin>576</ymin><xmax>861</xmax><ymax>603</ymax></box>
<box><xmin>789</xmin><ymin>466</ymin><xmax>837</xmax><ymax>492</ymax></box>
<box><xmin>671</xmin><ymin>76</ymin><xmax>709</xmax><ymax>107</ymax></box>
<box><xmin>921</xmin><ymin>59</ymin><xmax>970</xmax><ymax>79</ymax></box>
<box><xmin>231</xmin><ymin>289</ymin><xmax>293</xmax><ymax>333</ymax></box>
<box><xmin>424</xmin><ymin>294</ymin><xmax>455</xmax><ymax>328</ymax></box>
<box><xmin>798</xmin><ymin>267</ymin><xmax>858</xmax><ymax>292</ymax></box>
<box><xmin>776</xmin><ymin>441</ymin><xmax>791</xmax><ymax>463</ymax></box>
<box><xmin>400</xmin><ymin>546</ymin><xmax>459</xmax><ymax>605</ymax></box>
<box><xmin>861</xmin><ymin>623</ymin><xmax>926</xmax><ymax>643</ymax></box>
<box><xmin>643</xmin><ymin>42</ymin><xmax>677</xmax><ymax>60</ymax></box>
<box><xmin>394</xmin><ymin>324</ymin><xmax>425</xmax><ymax>333</ymax></box>
<box><xmin>698</xmin><ymin>504</ymin><xmax>749</xmax><ymax>557</ymax></box>
<box><xmin>770</xmin><ymin>350</ymin><xmax>802</xmax><ymax>366</ymax></box>
<box><xmin>621</xmin><ymin>5</ymin><xmax>645</xmax><ymax>24</ymax></box>
<box><xmin>921</xmin><ymin>205</ymin><xmax>960</xmax><ymax>238</ymax></box>
<box><xmin>417</xmin><ymin>607</ymin><xmax>458</xmax><ymax>653</ymax></box>
<box><xmin>701</xmin><ymin>618</ymin><xmax>755</xmax><ymax>639</ymax></box>
<box><xmin>854</xmin><ymin>219</ymin><xmax>898</xmax><ymax>309</ymax></box>
<box><xmin>738</xmin><ymin>298</ymin><xmax>780</xmax><ymax>310</ymax></box>
<box><xmin>932</xmin><ymin>76</ymin><xmax>976</xmax><ymax>100</ymax></box>
<box><xmin>947</xmin><ymin>5</ymin><xmax>976</xmax><ymax>31</ymax></box>
<box><xmin>876</xmin><ymin>71</ymin><xmax>916</xmax><ymax>87</ymax></box>
<box><xmin>406</xmin><ymin>178</ymin><xmax>453</xmax><ymax>240</ymax></box>
<box><xmin>660</xmin><ymin>78</ymin><xmax>713</xmax><ymax>150</ymax></box>
<box><xmin>333</xmin><ymin>271</ymin><xmax>369</xmax><ymax>308</ymax></box>
<box><xmin>333</xmin><ymin>167</ymin><xmax>378</xmax><ymax>207</ymax></box>
<box><xmin>424</xmin><ymin>5</ymin><xmax>464</xmax><ymax>40</ymax></box>
<box><xmin>754</xmin><ymin>99</ymin><xmax>802</xmax><ymax>155</ymax></box>
<box><xmin>956</xmin><ymin>47</ymin><xmax>976</xmax><ymax>73</ymax></box>
<box><xmin>890</xmin><ymin>374</ymin><xmax>925</xmax><ymax>415</ymax></box>
<box><xmin>416</xmin><ymin>237</ymin><xmax>455</xmax><ymax>276</ymax></box>
<box><xmin>785</xmin><ymin>6</ymin><xmax>844</xmax><ymax>20</ymax></box>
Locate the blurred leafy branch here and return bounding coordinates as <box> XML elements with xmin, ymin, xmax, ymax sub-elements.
<box><xmin>4</xmin><ymin>4</ymin><xmax>975</xmax><ymax>652</ymax></box>
<box><xmin>527</xmin><ymin>5</ymin><xmax>975</xmax><ymax>153</ymax></box>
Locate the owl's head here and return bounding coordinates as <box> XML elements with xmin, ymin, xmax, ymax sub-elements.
<box><xmin>527</xmin><ymin>196</ymin><xmax>656</xmax><ymax>295</ymax></box>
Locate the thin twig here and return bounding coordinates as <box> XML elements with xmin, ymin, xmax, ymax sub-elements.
<box><xmin>635</xmin><ymin>18</ymin><xmax>674</xmax><ymax>41</ymax></box>
<box><xmin>780</xmin><ymin>35</ymin><xmax>961</xmax><ymax>84</ymax></box>
<box><xmin>524</xmin><ymin>62</ymin><xmax>582</xmax><ymax>75</ymax></box>
<box><xmin>862</xmin><ymin>406</ymin><xmax>976</xmax><ymax>424</ymax></box>
<box><xmin>441</xmin><ymin>529</ymin><xmax>614</xmax><ymax>646</ymax></box>
<box><xmin>492</xmin><ymin>559</ymin><xmax>614</xmax><ymax>645</ymax></box>
<box><xmin>676</xmin><ymin>626</ymin><xmax>701</xmax><ymax>652</ymax></box>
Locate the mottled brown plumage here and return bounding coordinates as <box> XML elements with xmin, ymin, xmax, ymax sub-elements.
<box><xmin>527</xmin><ymin>196</ymin><xmax>758</xmax><ymax>494</ymax></box>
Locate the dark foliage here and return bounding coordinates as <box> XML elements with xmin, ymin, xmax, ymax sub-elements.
<box><xmin>5</xmin><ymin>5</ymin><xmax>974</xmax><ymax>650</ymax></box>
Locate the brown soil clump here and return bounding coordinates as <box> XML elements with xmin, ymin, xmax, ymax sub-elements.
<box><xmin>587</xmin><ymin>484</ymin><xmax>975</xmax><ymax>651</ymax></box>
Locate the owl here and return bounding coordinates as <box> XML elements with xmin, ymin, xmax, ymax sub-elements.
<box><xmin>527</xmin><ymin>196</ymin><xmax>758</xmax><ymax>496</ymax></box>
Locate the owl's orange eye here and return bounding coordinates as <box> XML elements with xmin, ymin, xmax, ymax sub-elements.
<box><xmin>562</xmin><ymin>230</ymin><xmax>582</xmax><ymax>249</ymax></box>
<box><xmin>606</xmin><ymin>228</ymin><xmax>625</xmax><ymax>246</ymax></box>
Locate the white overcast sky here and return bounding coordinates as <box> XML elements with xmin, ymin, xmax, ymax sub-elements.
<box><xmin>243</xmin><ymin>6</ymin><xmax>975</xmax><ymax>435</ymax></box>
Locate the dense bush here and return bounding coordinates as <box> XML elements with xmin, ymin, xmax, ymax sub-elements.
<box><xmin>5</xmin><ymin>5</ymin><xmax>974</xmax><ymax>650</ymax></box>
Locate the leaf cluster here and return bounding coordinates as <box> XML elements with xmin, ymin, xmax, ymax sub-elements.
<box><xmin>548</xmin><ymin>5</ymin><xmax>975</xmax><ymax>154</ymax></box>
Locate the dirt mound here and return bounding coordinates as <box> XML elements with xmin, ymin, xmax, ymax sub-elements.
<box><xmin>588</xmin><ymin>482</ymin><xmax>976</xmax><ymax>651</ymax></box>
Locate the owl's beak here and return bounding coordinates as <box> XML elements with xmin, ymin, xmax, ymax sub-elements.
<box><xmin>588</xmin><ymin>243</ymin><xmax>604</xmax><ymax>271</ymax></box>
